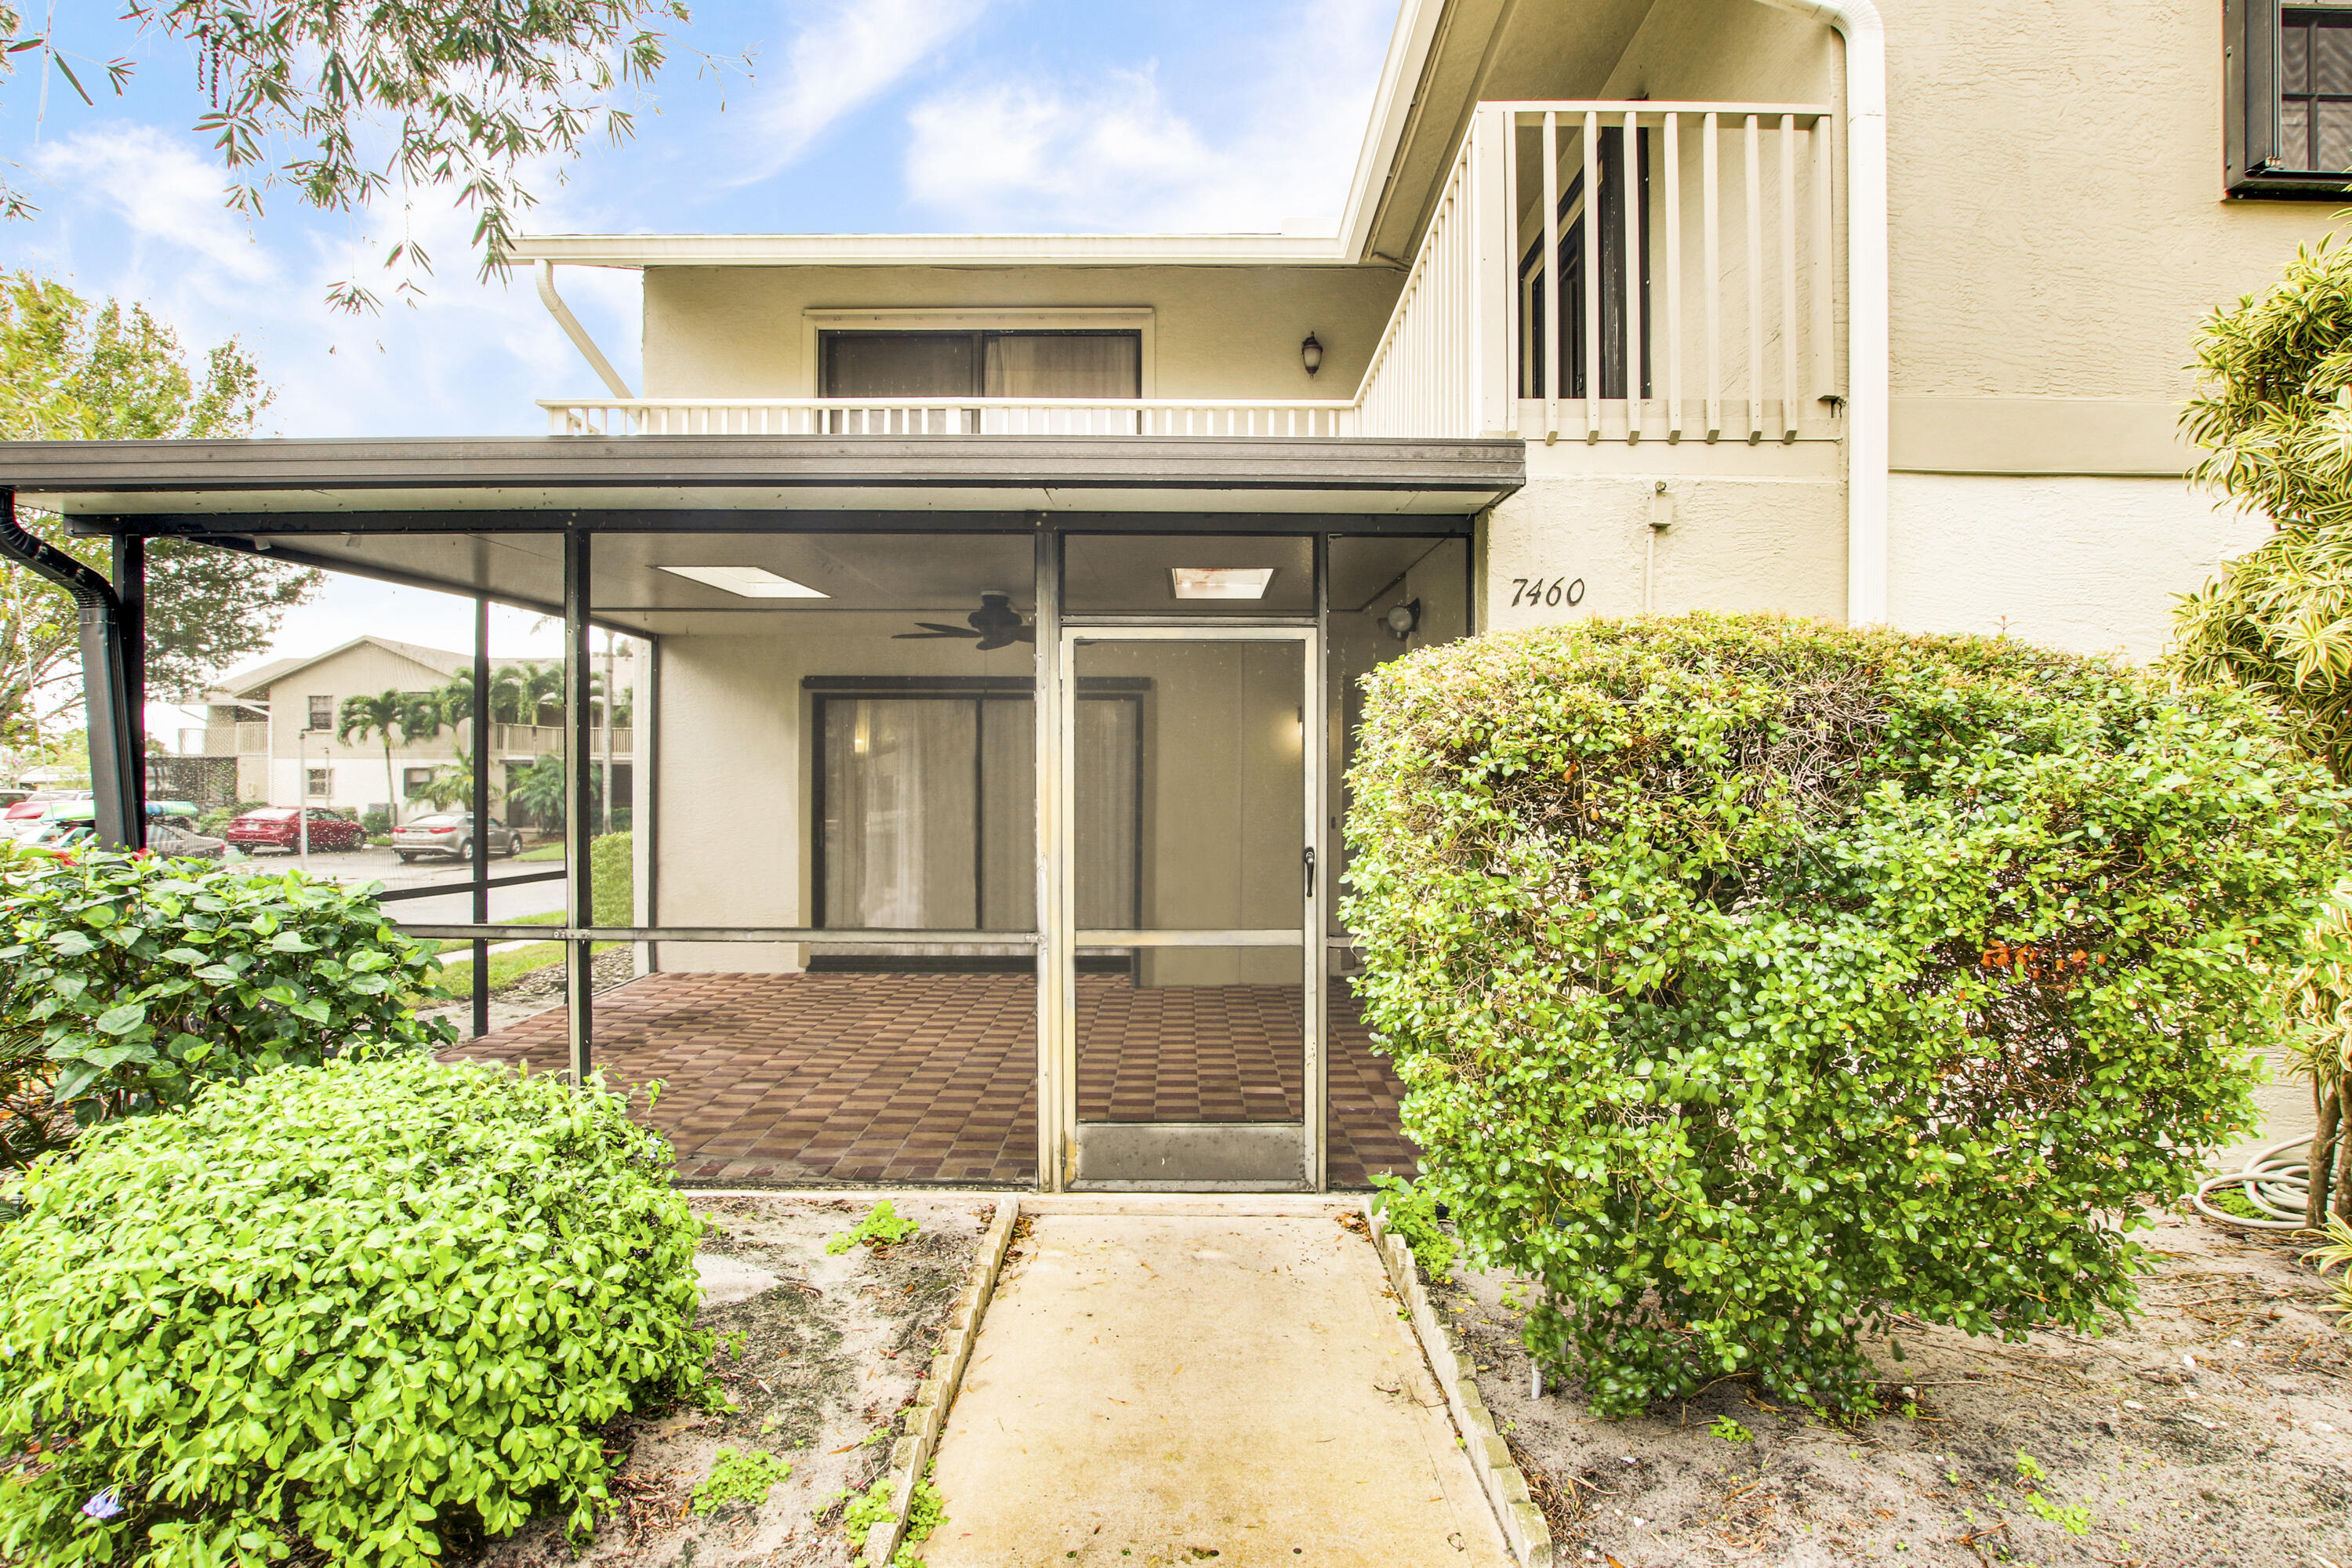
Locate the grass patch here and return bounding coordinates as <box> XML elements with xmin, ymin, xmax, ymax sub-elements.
<box><xmin>514</xmin><ymin>842</ymin><xmax>567</xmax><ymax>862</ymax></box>
<box><xmin>429</xmin><ymin>939</ymin><xmax>619</xmax><ymax>996</ymax></box>
<box><xmin>430</xmin><ymin>909</ymin><xmax>565</xmax><ymax>955</ymax></box>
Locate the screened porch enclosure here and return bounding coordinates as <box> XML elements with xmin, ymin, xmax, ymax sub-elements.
<box><xmin>14</xmin><ymin>432</ymin><xmax>1516</xmax><ymax>1191</ymax></box>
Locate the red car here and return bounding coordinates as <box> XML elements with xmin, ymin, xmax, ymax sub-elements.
<box><xmin>223</xmin><ymin>807</ymin><xmax>368</xmax><ymax>853</ymax></box>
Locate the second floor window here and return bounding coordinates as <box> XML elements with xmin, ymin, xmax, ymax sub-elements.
<box><xmin>819</xmin><ymin>331</ymin><xmax>1142</xmax><ymax>400</ymax></box>
<box><xmin>2283</xmin><ymin>8</ymin><xmax>2352</xmax><ymax>169</ymax></box>
<box><xmin>2228</xmin><ymin>2</ymin><xmax>2352</xmax><ymax>194</ymax></box>
<box><xmin>307</xmin><ymin>695</ymin><xmax>334</xmax><ymax>731</ymax></box>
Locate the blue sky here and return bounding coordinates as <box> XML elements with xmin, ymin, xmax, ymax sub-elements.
<box><xmin>0</xmin><ymin>0</ymin><xmax>1400</xmax><ymax>734</ymax></box>
<box><xmin>0</xmin><ymin>0</ymin><xmax>1399</xmax><ymax>441</ymax></box>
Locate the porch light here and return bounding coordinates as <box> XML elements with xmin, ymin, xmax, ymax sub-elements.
<box><xmin>656</xmin><ymin>564</ymin><xmax>829</xmax><ymax>598</ymax></box>
<box><xmin>1170</xmin><ymin>568</ymin><xmax>1276</xmax><ymax>600</ymax></box>
<box><xmin>1301</xmin><ymin>332</ymin><xmax>1323</xmax><ymax>376</ymax></box>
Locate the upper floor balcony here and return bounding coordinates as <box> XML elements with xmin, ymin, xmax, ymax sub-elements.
<box><xmin>541</xmin><ymin>101</ymin><xmax>1842</xmax><ymax>452</ymax></box>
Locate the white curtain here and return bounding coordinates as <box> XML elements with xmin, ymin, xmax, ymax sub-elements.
<box><xmin>983</xmin><ymin>334</ymin><xmax>1141</xmax><ymax>398</ymax></box>
<box><xmin>824</xmin><ymin>700</ymin><xmax>978</xmax><ymax>928</ymax></box>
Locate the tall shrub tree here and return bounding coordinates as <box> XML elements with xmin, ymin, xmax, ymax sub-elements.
<box><xmin>2172</xmin><ymin>232</ymin><xmax>2352</xmax><ymax>1225</ymax></box>
<box><xmin>1346</xmin><ymin>614</ymin><xmax>2343</xmax><ymax>1417</ymax></box>
<box><xmin>0</xmin><ymin>273</ymin><xmax>318</xmax><ymax>744</ymax></box>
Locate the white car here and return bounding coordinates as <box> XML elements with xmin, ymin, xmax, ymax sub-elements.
<box><xmin>390</xmin><ymin>811</ymin><xmax>525</xmax><ymax>862</ymax></box>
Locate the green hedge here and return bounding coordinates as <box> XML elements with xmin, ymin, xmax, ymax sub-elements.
<box><xmin>1343</xmin><ymin>614</ymin><xmax>2344</xmax><ymax>1417</ymax></box>
<box><xmin>590</xmin><ymin>830</ymin><xmax>632</xmax><ymax>926</ymax></box>
<box><xmin>0</xmin><ymin>1057</ymin><xmax>711</xmax><ymax>1565</ymax></box>
<box><xmin>0</xmin><ymin>850</ymin><xmax>448</xmax><ymax>1151</ymax></box>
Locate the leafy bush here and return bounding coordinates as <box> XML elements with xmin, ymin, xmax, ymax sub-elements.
<box><xmin>826</xmin><ymin>1199</ymin><xmax>918</xmax><ymax>1255</ymax></box>
<box><xmin>0</xmin><ymin>1056</ymin><xmax>711</xmax><ymax>1565</ymax></box>
<box><xmin>0</xmin><ymin>849</ymin><xmax>449</xmax><ymax>1146</ymax></box>
<box><xmin>360</xmin><ymin>808</ymin><xmax>390</xmax><ymax>837</ymax></box>
<box><xmin>591</xmin><ymin>830</ymin><xmax>633</xmax><ymax>925</ymax></box>
<box><xmin>1343</xmin><ymin>614</ymin><xmax>2344</xmax><ymax>1417</ymax></box>
<box><xmin>691</xmin><ymin>1446</ymin><xmax>791</xmax><ymax>1515</ymax></box>
<box><xmin>1370</xmin><ymin>1173</ymin><xmax>1457</xmax><ymax>1277</ymax></box>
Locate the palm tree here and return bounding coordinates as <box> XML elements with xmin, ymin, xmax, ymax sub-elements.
<box><xmin>336</xmin><ymin>691</ymin><xmax>441</xmax><ymax>828</ymax></box>
<box><xmin>508</xmin><ymin>753</ymin><xmax>568</xmax><ymax>833</ymax></box>
<box><xmin>405</xmin><ymin>756</ymin><xmax>473</xmax><ymax>812</ymax></box>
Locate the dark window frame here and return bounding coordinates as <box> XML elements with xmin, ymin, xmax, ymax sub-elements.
<box><xmin>1515</xmin><ymin>126</ymin><xmax>1653</xmax><ymax>399</ymax></box>
<box><xmin>2227</xmin><ymin>1</ymin><xmax>2352</xmax><ymax>197</ymax></box>
<box><xmin>817</xmin><ymin>328</ymin><xmax>1145</xmax><ymax>399</ymax></box>
<box><xmin>805</xmin><ymin>676</ymin><xmax>1147</xmax><ymax>936</ymax></box>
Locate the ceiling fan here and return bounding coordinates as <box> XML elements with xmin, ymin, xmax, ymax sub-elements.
<box><xmin>893</xmin><ymin>591</ymin><xmax>1036</xmax><ymax>652</ymax></box>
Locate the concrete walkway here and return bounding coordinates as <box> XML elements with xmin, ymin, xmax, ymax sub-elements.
<box><xmin>924</xmin><ymin>1205</ymin><xmax>1512</xmax><ymax>1568</ymax></box>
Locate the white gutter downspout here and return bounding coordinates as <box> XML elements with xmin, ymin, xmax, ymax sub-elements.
<box><xmin>535</xmin><ymin>260</ymin><xmax>635</xmax><ymax>400</ymax></box>
<box><xmin>1753</xmin><ymin>0</ymin><xmax>1887</xmax><ymax>625</ymax></box>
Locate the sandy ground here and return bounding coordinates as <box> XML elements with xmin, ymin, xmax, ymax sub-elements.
<box><xmin>1427</xmin><ymin>1206</ymin><xmax>2352</xmax><ymax>1566</ymax></box>
<box><xmin>460</xmin><ymin>1193</ymin><xmax>989</xmax><ymax>1568</ymax></box>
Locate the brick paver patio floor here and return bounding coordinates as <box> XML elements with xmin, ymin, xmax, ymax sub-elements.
<box><xmin>440</xmin><ymin>970</ymin><xmax>1417</xmax><ymax>1187</ymax></box>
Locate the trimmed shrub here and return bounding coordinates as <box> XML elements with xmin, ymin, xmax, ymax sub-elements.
<box><xmin>0</xmin><ymin>1056</ymin><xmax>711</xmax><ymax>1565</ymax></box>
<box><xmin>0</xmin><ymin>849</ymin><xmax>448</xmax><ymax>1143</ymax></box>
<box><xmin>590</xmin><ymin>830</ymin><xmax>633</xmax><ymax>925</ymax></box>
<box><xmin>1343</xmin><ymin>614</ymin><xmax>2344</xmax><ymax>1417</ymax></box>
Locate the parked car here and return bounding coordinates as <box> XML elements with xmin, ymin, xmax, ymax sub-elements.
<box><xmin>390</xmin><ymin>811</ymin><xmax>524</xmax><ymax>862</ymax></box>
<box><xmin>223</xmin><ymin>808</ymin><xmax>368</xmax><ymax>853</ymax></box>
<box><xmin>147</xmin><ymin>821</ymin><xmax>230</xmax><ymax>860</ymax></box>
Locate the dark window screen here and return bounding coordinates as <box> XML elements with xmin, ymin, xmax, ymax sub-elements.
<box><xmin>822</xmin><ymin>333</ymin><xmax>978</xmax><ymax>397</ymax></box>
<box><xmin>2283</xmin><ymin>9</ymin><xmax>2352</xmax><ymax>171</ymax></box>
<box><xmin>820</xmin><ymin>331</ymin><xmax>1142</xmax><ymax>398</ymax></box>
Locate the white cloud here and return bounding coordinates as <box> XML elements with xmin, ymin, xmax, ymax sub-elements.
<box><xmin>900</xmin><ymin>0</ymin><xmax>1394</xmax><ymax>234</ymax></box>
<box><xmin>29</xmin><ymin>123</ymin><xmax>275</xmax><ymax>281</ymax></box>
<box><xmin>735</xmin><ymin>0</ymin><xmax>993</xmax><ymax>182</ymax></box>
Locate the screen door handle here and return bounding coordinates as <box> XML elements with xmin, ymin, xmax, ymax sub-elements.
<box><xmin>1303</xmin><ymin>845</ymin><xmax>1316</xmax><ymax>898</ymax></box>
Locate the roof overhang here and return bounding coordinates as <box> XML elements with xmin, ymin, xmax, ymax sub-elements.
<box><xmin>506</xmin><ymin>233</ymin><xmax>1359</xmax><ymax>269</ymax></box>
<box><xmin>5</xmin><ymin>436</ymin><xmax>1521</xmax><ymax>522</ymax></box>
<box><xmin>1</xmin><ymin>434</ymin><xmax>1515</xmax><ymax>624</ymax></box>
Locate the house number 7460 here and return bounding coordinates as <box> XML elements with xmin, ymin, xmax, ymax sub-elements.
<box><xmin>1511</xmin><ymin>577</ymin><xmax>1585</xmax><ymax>608</ymax></box>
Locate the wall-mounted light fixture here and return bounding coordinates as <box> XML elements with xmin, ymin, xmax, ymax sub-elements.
<box><xmin>1383</xmin><ymin>598</ymin><xmax>1421</xmax><ymax>641</ymax></box>
<box><xmin>1301</xmin><ymin>332</ymin><xmax>1323</xmax><ymax>377</ymax></box>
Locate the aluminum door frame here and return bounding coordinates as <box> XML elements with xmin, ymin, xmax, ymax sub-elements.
<box><xmin>1042</xmin><ymin>621</ymin><xmax>1323</xmax><ymax>1192</ymax></box>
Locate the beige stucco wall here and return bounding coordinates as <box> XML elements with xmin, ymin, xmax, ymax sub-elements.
<box><xmin>641</xmin><ymin>266</ymin><xmax>1406</xmax><ymax>402</ymax></box>
<box><xmin>1886</xmin><ymin>474</ymin><xmax>2272</xmax><ymax>662</ymax></box>
<box><xmin>1476</xmin><ymin>441</ymin><xmax>1846</xmax><ymax>633</ymax></box>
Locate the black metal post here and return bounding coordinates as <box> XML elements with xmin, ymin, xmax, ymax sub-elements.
<box><xmin>471</xmin><ymin>593</ymin><xmax>490</xmax><ymax>1039</ymax></box>
<box><xmin>643</xmin><ymin>635</ymin><xmax>660</xmax><ymax>974</ymax></box>
<box><xmin>111</xmin><ymin>534</ymin><xmax>146</xmax><ymax>829</ymax></box>
<box><xmin>0</xmin><ymin>495</ymin><xmax>138</xmax><ymax>848</ymax></box>
<box><xmin>564</xmin><ymin>528</ymin><xmax>593</xmax><ymax>1082</ymax></box>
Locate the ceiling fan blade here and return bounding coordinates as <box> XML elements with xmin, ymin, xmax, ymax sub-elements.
<box><xmin>893</xmin><ymin>630</ymin><xmax>979</xmax><ymax>640</ymax></box>
<box><xmin>908</xmin><ymin>622</ymin><xmax>983</xmax><ymax>637</ymax></box>
<box><xmin>975</xmin><ymin>634</ymin><xmax>1017</xmax><ymax>652</ymax></box>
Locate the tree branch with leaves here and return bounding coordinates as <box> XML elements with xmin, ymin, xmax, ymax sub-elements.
<box><xmin>2172</xmin><ymin>229</ymin><xmax>2352</xmax><ymax>1228</ymax></box>
<box><xmin>0</xmin><ymin>1</ymin><xmax>739</xmax><ymax>310</ymax></box>
<box><xmin>0</xmin><ymin>270</ymin><xmax>319</xmax><ymax>746</ymax></box>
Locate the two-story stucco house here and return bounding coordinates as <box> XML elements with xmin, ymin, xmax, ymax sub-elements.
<box><xmin>200</xmin><ymin>637</ymin><xmax>636</xmax><ymax>824</ymax></box>
<box><xmin>0</xmin><ymin>0</ymin><xmax>2338</xmax><ymax>1192</ymax></box>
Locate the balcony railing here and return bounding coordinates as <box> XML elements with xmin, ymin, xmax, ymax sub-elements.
<box><xmin>543</xmin><ymin>399</ymin><xmax>1359</xmax><ymax>437</ymax></box>
<box><xmin>493</xmin><ymin>723</ymin><xmax>632</xmax><ymax>758</ymax></box>
<box><xmin>539</xmin><ymin>100</ymin><xmax>1842</xmax><ymax>448</ymax></box>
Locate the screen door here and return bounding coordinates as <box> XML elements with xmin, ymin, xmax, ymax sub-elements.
<box><xmin>1052</xmin><ymin>626</ymin><xmax>1319</xmax><ymax>1188</ymax></box>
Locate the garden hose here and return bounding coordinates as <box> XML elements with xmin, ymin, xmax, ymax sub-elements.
<box><xmin>2191</xmin><ymin>1137</ymin><xmax>2319</xmax><ymax>1230</ymax></box>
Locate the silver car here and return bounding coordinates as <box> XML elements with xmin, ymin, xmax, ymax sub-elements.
<box><xmin>390</xmin><ymin>811</ymin><xmax>524</xmax><ymax>862</ymax></box>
